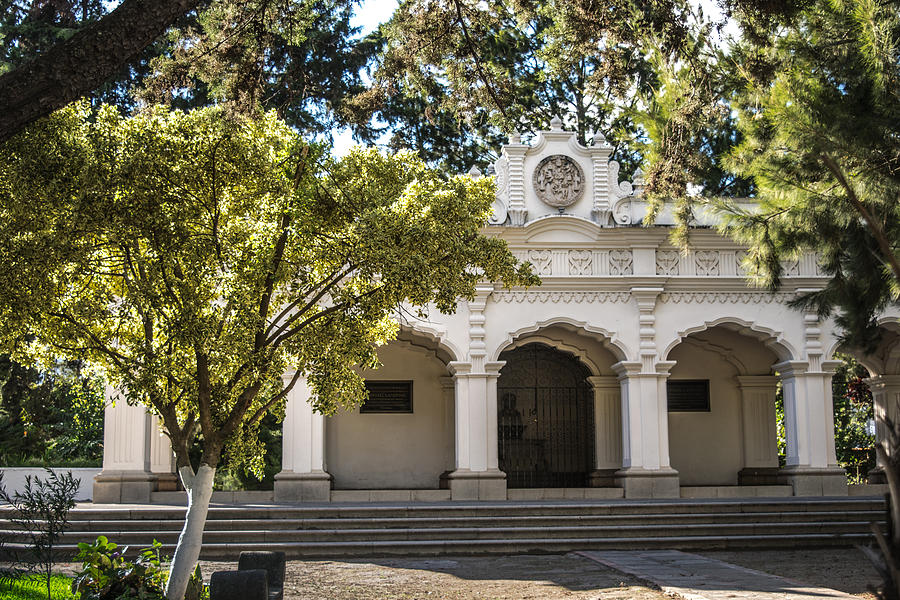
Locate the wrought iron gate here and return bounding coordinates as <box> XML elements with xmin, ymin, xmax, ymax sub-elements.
<box><xmin>497</xmin><ymin>344</ymin><xmax>594</xmax><ymax>488</ymax></box>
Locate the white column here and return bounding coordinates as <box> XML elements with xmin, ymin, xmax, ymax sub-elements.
<box><xmin>864</xmin><ymin>374</ymin><xmax>900</xmax><ymax>482</ymax></box>
<box><xmin>445</xmin><ymin>361</ymin><xmax>506</xmax><ymax>500</ymax></box>
<box><xmin>273</xmin><ymin>372</ymin><xmax>331</xmax><ymax>502</ymax></box>
<box><xmin>867</xmin><ymin>375</ymin><xmax>900</xmax><ymax>452</ymax></box>
<box><xmin>776</xmin><ymin>360</ymin><xmax>847</xmax><ymax>495</ymax></box>
<box><xmin>588</xmin><ymin>376</ymin><xmax>621</xmax><ymax>485</ymax></box>
<box><xmin>149</xmin><ymin>414</ymin><xmax>177</xmax><ymax>491</ymax></box>
<box><xmin>612</xmin><ymin>361</ymin><xmax>679</xmax><ymax>498</ymax></box>
<box><xmin>93</xmin><ymin>385</ymin><xmax>156</xmax><ymax>503</ymax></box>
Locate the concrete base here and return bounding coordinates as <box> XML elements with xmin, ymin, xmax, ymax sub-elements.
<box><xmin>153</xmin><ymin>472</ymin><xmax>180</xmax><ymax>491</ymax></box>
<box><xmin>446</xmin><ymin>469</ymin><xmax>507</xmax><ymax>501</ymax></box>
<box><xmin>273</xmin><ymin>471</ymin><xmax>332</xmax><ymax>503</ymax></box>
<box><xmin>92</xmin><ymin>470</ymin><xmax>156</xmax><ymax>503</ymax></box>
<box><xmin>614</xmin><ymin>467</ymin><xmax>680</xmax><ymax>499</ymax></box>
<box><xmin>738</xmin><ymin>467</ymin><xmax>782</xmax><ymax>486</ymax></box>
<box><xmin>588</xmin><ymin>469</ymin><xmax>618</xmax><ymax>487</ymax></box>
<box><xmin>868</xmin><ymin>467</ymin><xmax>886</xmax><ymax>484</ymax></box>
<box><xmin>778</xmin><ymin>466</ymin><xmax>848</xmax><ymax>496</ymax></box>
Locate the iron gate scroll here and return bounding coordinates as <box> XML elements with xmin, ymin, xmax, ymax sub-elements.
<box><xmin>497</xmin><ymin>343</ymin><xmax>595</xmax><ymax>488</ymax></box>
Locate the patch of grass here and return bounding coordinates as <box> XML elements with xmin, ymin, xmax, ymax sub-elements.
<box><xmin>0</xmin><ymin>574</ymin><xmax>76</xmax><ymax>600</ymax></box>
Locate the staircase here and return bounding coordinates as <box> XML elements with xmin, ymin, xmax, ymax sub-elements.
<box><xmin>1</xmin><ymin>496</ymin><xmax>885</xmax><ymax>560</ymax></box>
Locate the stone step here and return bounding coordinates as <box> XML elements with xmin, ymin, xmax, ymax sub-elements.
<box><xmin>8</xmin><ymin>497</ymin><xmax>879</xmax><ymax>521</ymax></box>
<box><xmin>9</xmin><ymin>509</ymin><xmax>882</xmax><ymax>533</ymax></box>
<box><xmin>3</xmin><ymin>531</ymin><xmax>875</xmax><ymax>560</ymax></box>
<box><xmin>24</xmin><ymin>520</ymin><xmax>876</xmax><ymax>544</ymax></box>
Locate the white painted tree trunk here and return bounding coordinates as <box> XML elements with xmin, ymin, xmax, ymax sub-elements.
<box><xmin>165</xmin><ymin>464</ymin><xmax>216</xmax><ymax>600</ymax></box>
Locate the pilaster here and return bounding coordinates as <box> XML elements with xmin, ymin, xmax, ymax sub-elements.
<box><xmin>612</xmin><ymin>361</ymin><xmax>679</xmax><ymax>498</ymax></box>
<box><xmin>149</xmin><ymin>414</ymin><xmax>178</xmax><ymax>491</ymax></box>
<box><xmin>446</xmin><ymin>361</ymin><xmax>507</xmax><ymax>500</ymax></box>
<box><xmin>735</xmin><ymin>375</ymin><xmax>780</xmax><ymax>485</ymax></box>
<box><xmin>505</xmin><ymin>135</ymin><xmax>528</xmax><ymax>226</ymax></box>
<box><xmin>587</xmin><ymin>376</ymin><xmax>622</xmax><ymax>486</ymax></box>
<box><xmin>274</xmin><ymin>373</ymin><xmax>332</xmax><ymax>503</ymax></box>
<box><xmin>864</xmin><ymin>374</ymin><xmax>900</xmax><ymax>483</ymax></box>
<box><xmin>93</xmin><ymin>385</ymin><xmax>156</xmax><ymax>503</ymax></box>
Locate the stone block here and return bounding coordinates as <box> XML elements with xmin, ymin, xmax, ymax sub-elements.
<box><xmin>210</xmin><ymin>569</ymin><xmax>268</xmax><ymax>600</ymax></box>
<box><xmin>273</xmin><ymin>471</ymin><xmax>332</xmax><ymax>503</ymax></box>
<box><xmin>446</xmin><ymin>469</ymin><xmax>507</xmax><ymax>501</ymax></box>
<box><xmin>614</xmin><ymin>468</ymin><xmax>680</xmax><ymax>499</ymax></box>
<box><xmin>92</xmin><ymin>471</ymin><xmax>156</xmax><ymax>504</ymax></box>
<box><xmin>738</xmin><ymin>467</ymin><xmax>782</xmax><ymax>486</ymax></box>
<box><xmin>778</xmin><ymin>466</ymin><xmax>848</xmax><ymax>496</ymax></box>
<box><xmin>588</xmin><ymin>469</ymin><xmax>618</xmax><ymax>487</ymax></box>
<box><xmin>411</xmin><ymin>489</ymin><xmax>451</xmax><ymax>502</ymax></box>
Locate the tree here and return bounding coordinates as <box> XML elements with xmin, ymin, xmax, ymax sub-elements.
<box><xmin>714</xmin><ymin>0</ymin><xmax>900</xmax><ymax>351</ymax></box>
<box><xmin>364</xmin><ymin>0</ymin><xmax>693</xmax><ymax>177</ymax></box>
<box><xmin>0</xmin><ymin>0</ymin><xmax>206</xmax><ymax>141</ymax></box>
<box><xmin>0</xmin><ymin>104</ymin><xmax>536</xmax><ymax>599</ymax></box>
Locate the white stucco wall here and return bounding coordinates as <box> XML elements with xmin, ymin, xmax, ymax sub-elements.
<box><xmin>668</xmin><ymin>328</ymin><xmax>779</xmax><ymax>486</ymax></box>
<box><xmin>326</xmin><ymin>342</ymin><xmax>453</xmax><ymax>489</ymax></box>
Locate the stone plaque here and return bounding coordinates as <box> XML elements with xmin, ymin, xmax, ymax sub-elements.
<box><xmin>532</xmin><ymin>154</ymin><xmax>584</xmax><ymax>209</ymax></box>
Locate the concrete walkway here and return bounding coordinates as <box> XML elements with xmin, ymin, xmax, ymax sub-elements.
<box><xmin>580</xmin><ymin>550</ymin><xmax>858</xmax><ymax>600</ymax></box>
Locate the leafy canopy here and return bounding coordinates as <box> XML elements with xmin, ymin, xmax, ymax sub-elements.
<box><xmin>0</xmin><ymin>104</ymin><xmax>536</xmax><ymax>475</ymax></box>
<box><xmin>717</xmin><ymin>0</ymin><xmax>900</xmax><ymax>349</ymax></box>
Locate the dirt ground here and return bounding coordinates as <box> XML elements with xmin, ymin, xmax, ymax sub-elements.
<box><xmin>201</xmin><ymin>554</ymin><xmax>669</xmax><ymax>600</ymax></box>
<box><xmin>700</xmin><ymin>548</ymin><xmax>880</xmax><ymax>598</ymax></box>
<box><xmin>41</xmin><ymin>547</ymin><xmax>881</xmax><ymax>599</ymax></box>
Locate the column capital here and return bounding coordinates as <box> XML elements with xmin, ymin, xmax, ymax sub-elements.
<box><xmin>449</xmin><ymin>361</ymin><xmax>505</xmax><ymax>377</ymax></box>
<box><xmin>587</xmin><ymin>375</ymin><xmax>620</xmax><ymax>390</ymax></box>
<box><xmin>866</xmin><ymin>374</ymin><xmax>900</xmax><ymax>389</ymax></box>
<box><xmin>773</xmin><ymin>360</ymin><xmax>809</xmax><ymax>376</ymax></box>
<box><xmin>736</xmin><ymin>375</ymin><xmax>779</xmax><ymax>388</ymax></box>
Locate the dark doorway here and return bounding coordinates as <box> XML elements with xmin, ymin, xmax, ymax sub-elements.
<box><xmin>497</xmin><ymin>343</ymin><xmax>594</xmax><ymax>488</ymax></box>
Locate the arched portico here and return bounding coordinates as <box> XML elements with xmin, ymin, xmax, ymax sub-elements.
<box><xmin>663</xmin><ymin>320</ymin><xmax>846</xmax><ymax>495</ymax></box>
<box><xmin>840</xmin><ymin>319</ymin><xmax>900</xmax><ymax>483</ymax></box>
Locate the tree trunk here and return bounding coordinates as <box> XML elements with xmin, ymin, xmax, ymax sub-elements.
<box><xmin>0</xmin><ymin>0</ymin><xmax>202</xmax><ymax>142</ymax></box>
<box><xmin>165</xmin><ymin>464</ymin><xmax>216</xmax><ymax>600</ymax></box>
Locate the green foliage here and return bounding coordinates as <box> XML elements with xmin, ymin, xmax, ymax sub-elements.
<box><xmin>0</xmin><ymin>574</ymin><xmax>75</xmax><ymax>600</ymax></box>
<box><xmin>0</xmin><ymin>356</ymin><xmax>104</xmax><ymax>466</ymax></box>
<box><xmin>0</xmin><ymin>102</ymin><xmax>535</xmax><ymax>475</ymax></box>
<box><xmin>831</xmin><ymin>354</ymin><xmax>875</xmax><ymax>482</ymax></box>
<box><xmin>72</xmin><ymin>536</ymin><xmax>207</xmax><ymax>600</ymax></box>
<box><xmin>0</xmin><ymin>469</ymin><xmax>79</xmax><ymax>600</ymax></box>
<box><xmin>716</xmin><ymin>0</ymin><xmax>900</xmax><ymax>348</ymax></box>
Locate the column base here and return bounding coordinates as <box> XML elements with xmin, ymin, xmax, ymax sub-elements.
<box><xmin>445</xmin><ymin>469</ymin><xmax>507</xmax><ymax>501</ymax></box>
<box><xmin>153</xmin><ymin>472</ymin><xmax>180</xmax><ymax>492</ymax></box>
<box><xmin>868</xmin><ymin>466</ymin><xmax>886</xmax><ymax>484</ymax></box>
<box><xmin>273</xmin><ymin>471</ymin><xmax>332</xmax><ymax>503</ymax></box>
<box><xmin>614</xmin><ymin>467</ymin><xmax>680</xmax><ymax>499</ymax></box>
<box><xmin>92</xmin><ymin>470</ymin><xmax>156</xmax><ymax>504</ymax></box>
<box><xmin>738</xmin><ymin>467</ymin><xmax>782</xmax><ymax>486</ymax></box>
<box><xmin>778</xmin><ymin>466</ymin><xmax>848</xmax><ymax>496</ymax></box>
<box><xmin>588</xmin><ymin>469</ymin><xmax>619</xmax><ymax>487</ymax></box>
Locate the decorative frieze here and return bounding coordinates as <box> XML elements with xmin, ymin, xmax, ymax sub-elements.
<box><xmin>493</xmin><ymin>291</ymin><xmax>631</xmax><ymax>304</ymax></box>
<box><xmin>659</xmin><ymin>292</ymin><xmax>796</xmax><ymax>304</ymax></box>
<box><xmin>609</xmin><ymin>249</ymin><xmax>634</xmax><ymax>275</ymax></box>
<box><xmin>568</xmin><ymin>250</ymin><xmax>593</xmax><ymax>275</ymax></box>
<box><xmin>695</xmin><ymin>251</ymin><xmax>720</xmax><ymax>276</ymax></box>
<box><xmin>527</xmin><ymin>250</ymin><xmax>553</xmax><ymax>275</ymax></box>
<box><xmin>656</xmin><ymin>250</ymin><xmax>679</xmax><ymax>276</ymax></box>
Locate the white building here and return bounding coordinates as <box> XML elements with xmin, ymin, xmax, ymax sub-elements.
<box><xmin>93</xmin><ymin>120</ymin><xmax>900</xmax><ymax>503</ymax></box>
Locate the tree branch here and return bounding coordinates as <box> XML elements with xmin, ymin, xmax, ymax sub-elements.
<box><xmin>0</xmin><ymin>0</ymin><xmax>203</xmax><ymax>141</ymax></box>
<box><xmin>821</xmin><ymin>154</ymin><xmax>900</xmax><ymax>283</ymax></box>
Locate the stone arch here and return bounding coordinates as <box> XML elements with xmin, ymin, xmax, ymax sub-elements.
<box><xmin>397</xmin><ymin>321</ymin><xmax>462</xmax><ymax>366</ymax></box>
<box><xmin>661</xmin><ymin>316</ymin><xmax>796</xmax><ymax>363</ymax></box>
<box><xmin>664</xmin><ymin>318</ymin><xmax>786</xmax><ymax>487</ymax></box>
<box><xmin>490</xmin><ymin>317</ymin><xmax>630</xmax><ymax>366</ymax></box>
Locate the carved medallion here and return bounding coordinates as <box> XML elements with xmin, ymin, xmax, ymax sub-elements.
<box><xmin>532</xmin><ymin>155</ymin><xmax>584</xmax><ymax>209</ymax></box>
